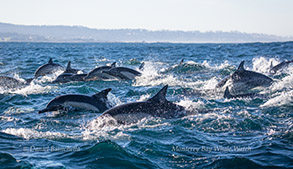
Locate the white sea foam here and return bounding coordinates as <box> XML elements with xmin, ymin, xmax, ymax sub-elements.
<box><xmin>202</xmin><ymin>77</ymin><xmax>219</xmax><ymax>90</ymax></box>
<box><xmin>177</xmin><ymin>98</ymin><xmax>205</xmax><ymax>112</ymax></box>
<box><xmin>82</xmin><ymin>115</ymin><xmax>131</xmax><ymax>141</ymax></box>
<box><xmin>134</xmin><ymin>61</ymin><xmax>207</xmax><ymax>88</ymax></box>
<box><xmin>134</xmin><ymin>63</ymin><xmax>181</xmax><ymax>87</ymax></box>
<box><xmin>0</xmin><ymin>116</ymin><xmax>20</xmax><ymax>122</ymax></box>
<box><xmin>252</xmin><ymin>57</ymin><xmax>279</xmax><ymax>74</ymax></box>
<box><xmin>261</xmin><ymin>90</ymin><xmax>293</xmax><ymax>107</ymax></box>
<box><xmin>36</xmin><ymin>70</ymin><xmax>64</xmax><ymax>83</ymax></box>
<box><xmin>2</xmin><ymin>128</ymin><xmax>71</xmax><ymax>140</ymax></box>
<box><xmin>3</xmin><ymin>106</ymin><xmax>34</xmax><ymax>115</ymax></box>
<box><xmin>11</xmin><ymin>82</ymin><xmax>55</xmax><ymax>96</ymax></box>
<box><xmin>138</xmin><ymin>93</ymin><xmax>151</xmax><ymax>101</ymax></box>
<box><xmin>0</xmin><ymin>71</ymin><xmax>61</xmax><ymax>95</ymax></box>
<box><xmin>202</xmin><ymin>60</ymin><xmax>232</xmax><ymax>70</ymax></box>
<box><xmin>185</xmin><ymin>111</ymin><xmax>234</xmax><ymax>128</ymax></box>
<box><xmin>107</xmin><ymin>92</ymin><xmax>123</xmax><ymax>106</ymax></box>
<box><xmin>270</xmin><ymin>74</ymin><xmax>293</xmax><ymax>92</ymax></box>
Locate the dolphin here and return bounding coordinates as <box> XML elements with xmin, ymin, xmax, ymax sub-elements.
<box><xmin>0</xmin><ymin>76</ymin><xmax>32</xmax><ymax>89</ymax></box>
<box><xmin>34</xmin><ymin>58</ymin><xmax>64</xmax><ymax>78</ymax></box>
<box><xmin>84</xmin><ymin>62</ymin><xmax>116</xmax><ymax>81</ymax></box>
<box><xmin>53</xmin><ymin>61</ymin><xmax>85</xmax><ymax>83</ymax></box>
<box><xmin>216</xmin><ymin>61</ymin><xmax>273</xmax><ymax>93</ymax></box>
<box><xmin>63</xmin><ymin>61</ymin><xmax>81</xmax><ymax>74</ymax></box>
<box><xmin>38</xmin><ymin>88</ymin><xmax>112</xmax><ymax>113</ymax></box>
<box><xmin>100</xmin><ymin>85</ymin><xmax>185</xmax><ymax>124</ymax></box>
<box><xmin>223</xmin><ymin>87</ymin><xmax>263</xmax><ymax>99</ymax></box>
<box><xmin>102</xmin><ymin>67</ymin><xmax>141</xmax><ymax>80</ymax></box>
<box><xmin>162</xmin><ymin>59</ymin><xmax>205</xmax><ymax>74</ymax></box>
<box><xmin>52</xmin><ymin>73</ymin><xmax>87</xmax><ymax>83</ymax></box>
<box><xmin>269</xmin><ymin>60</ymin><xmax>293</xmax><ymax>74</ymax></box>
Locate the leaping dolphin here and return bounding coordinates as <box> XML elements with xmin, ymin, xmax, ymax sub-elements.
<box><xmin>84</xmin><ymin>62</ymin><xmax>116</xmax><ymax>81</ymax></box>
<box><xmin>102</xmin><ymin>67</ymin><xmax>141</xmax><ymax>80</ymax></box>
<box><xmin>38</xmin><ymin>88</ymin><xmax>112</xmax><ymax>113</ymax></box>
<box><xmin>216</xmin><ymin>61</ymin><xmax>273</xmax><ymax>93</ymax></box>
<box><xmin>34</xmin><ymin>58</ymin><xmax>64</xmax><ymax>78</ymax></box>
<box><xmin>100</xmin><ymin>85</ymin><xmax>185</xmax><ymax>124</ymax></box>
<box><xmin>269</xmin><ymin>60</ymin><xmax>293</xmax><ymax>74</ymax></box>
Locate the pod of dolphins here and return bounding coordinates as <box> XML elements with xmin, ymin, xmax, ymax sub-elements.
<box><xmin>1</xmin><ymin>58</ymin><xmax>292</xmax><ymax>124</ymax></box>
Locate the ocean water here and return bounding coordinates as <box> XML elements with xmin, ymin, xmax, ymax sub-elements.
<box><xmin>0</xmin><ymin>42</ymin><xmax>292</xmax><ymax>169</ymax></box>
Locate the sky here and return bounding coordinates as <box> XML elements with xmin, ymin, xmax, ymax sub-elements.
<box><xmin>0</xmin><ymin>0</ymin><xmax>292</xmax><ymax>37</ymax></box>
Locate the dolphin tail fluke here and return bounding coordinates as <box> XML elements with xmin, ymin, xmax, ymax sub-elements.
<box><xmin>93</xmin><ymin>88</ymin><xmax>112</xmax><ymax>99</ymax></box>
<box><xmin>237</xmin><ymin>61</ymin><xmax>245</xmax><ymax>72</ymax></box>
<box><xmin>148</xmin><ymin>85</ymin><xmax>168</xmax><ymax>103</ymax></box>
<box><xmin>139</xmin><ymin>62</ymin><xmax>145</xmax><ymax>70</ymax></box>
<box><xmin>224</xmin><ymin>87</ymin><xmax>232</xmax><ymax>99</ymax></box>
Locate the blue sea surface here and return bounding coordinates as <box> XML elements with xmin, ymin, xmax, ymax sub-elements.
<box><xmin>0</xmin><ymin>42</ymin><xmax>292</xmax><ymax>168</ymax></box>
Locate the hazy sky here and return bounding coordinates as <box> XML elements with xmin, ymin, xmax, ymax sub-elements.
<box><xmin>0</xmin><ymin>0</ymin><xmax>292</xmax><ymax>36</ymax></box>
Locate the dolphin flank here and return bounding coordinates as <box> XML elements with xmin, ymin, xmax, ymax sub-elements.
<box><xmin>100</xmin><ymin>85</ymin><xmax>185</xmax><ymax>124</ymax></box>
<box><xmin>38</xmin><ymin>88</ymin><xmax>112</xmax><ymax>113</ymax></box>
<box><xmin>223</xmin><ymin>87</ymin><xmax>263</xmax><ymax>99</ymax></box>
<box><xmin>84</xmin><ymin>62</ymin><xmax>116</xmax><ymax>81</ymax></box>
<box><xmin>102</xmin><ymin>67</ymin><xmax>141</xmax><ymax>80</ymax></box>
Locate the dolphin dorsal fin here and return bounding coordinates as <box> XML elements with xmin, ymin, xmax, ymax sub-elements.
<box><xmin>111</xmin><ymin>62</ymin><xmax>116</xmax><ymax>68</ymax></box>
<box><xmin>237</xmin><ymin>61</ymin><xmax>245</xmax><ymax>72</ymax></box>
<box><xmin>48</xmin><ymin>58</ymin><xmax>53</xmax><ymax>64</ymax></box>
<box><xmin>224</xmin><ymin>87</ymin><xmax>232</xmax><ymax>99</ymax></box>
<box><xmin>148</xmin><ymin>85</ymin><xmax>168</xmax><ymax>103</ymax></box>
<box><xmin>179</xmin><ymin>59</ymin><xmax>184</xmax><ymax>65</ymax></box>
<box><xmin>270</xmin><ymin>61</ymin><xmax>273</xmax><ymax>69</ymax></box>
<box><xmin>92</xmin><ymin>88</ymin><xmax>112</xmax><ymax>99</ymax></box>
<box><xmin>139</xmin><ymin>62</ymin><xmax>145</xmax><ymax>70</ymax></box>
<box><xmin>66</xmin><ymin>61</ymin><xmax>72</xmax><ymax>71</ymax></box>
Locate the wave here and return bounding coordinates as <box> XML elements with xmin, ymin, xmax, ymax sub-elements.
<box><xmin>66</xmin><ymin>141</ymin><xmax>158</xmax><ymax>169</ymax></box>
<box><xmin>0</xmin><ymin>152</ymin><xmax>32</xmax><ymax>168</ymax></box>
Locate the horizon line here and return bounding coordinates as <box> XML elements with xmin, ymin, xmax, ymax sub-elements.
<box><xmin>1</xmin><ymin>21</ymin><xmax>291</xmax><ymax>38</ymax></box>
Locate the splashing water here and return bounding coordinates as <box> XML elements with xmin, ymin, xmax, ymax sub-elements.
<box><xmin>0</xmin><ymin>42</ymin><xmax>292</xmax><ymax>169</ymax></box>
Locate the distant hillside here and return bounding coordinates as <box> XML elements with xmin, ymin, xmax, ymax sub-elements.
<box><xmin>0</xmin><ymin>22</ymin><xmax>291</xmax><ymax>43</ymax></box>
